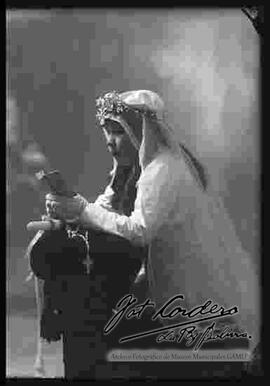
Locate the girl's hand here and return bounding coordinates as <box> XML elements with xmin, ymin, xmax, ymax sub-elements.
<box><xmin>45</xmin><ymin>193</ymin><xmax>89</xmax><ymax>222</ymax></box>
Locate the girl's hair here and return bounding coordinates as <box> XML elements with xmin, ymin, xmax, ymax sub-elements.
<box><xmin>120</xmin><ymin>108</ymin><xmax>143</xmax><ymax>140</ymax></box>
<box><xmin>110</xmin><ymin>163</ymin><xmax>140</xmax><ymax>215</ymax></box>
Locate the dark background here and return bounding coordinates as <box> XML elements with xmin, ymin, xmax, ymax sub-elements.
<box><xmin>6</xmin><ymin>8</ymin><xmax>260</xmax><ymax>377</ymax></box>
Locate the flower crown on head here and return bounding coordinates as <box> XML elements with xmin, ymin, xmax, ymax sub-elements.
<box><xmin>96</xmin><ymin>90</ymin><xmax>157</xmax><ymax>126</ymax></box>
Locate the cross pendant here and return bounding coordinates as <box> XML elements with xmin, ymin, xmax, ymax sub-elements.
<box><xmin>82</xmin><ymin>254</ymin><xmax>93</xmax><ymax>275</ymax></box>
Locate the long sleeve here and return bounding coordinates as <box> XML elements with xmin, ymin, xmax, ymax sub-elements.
<box><xmin>94</xmin><ymin>185</ymin><xmax>115</xmax><ymax>211</ymax></box>
<box><xmin>80</xmin><ymin>153</ymin><xmax>179</xmax><ymax>246</ymax></box>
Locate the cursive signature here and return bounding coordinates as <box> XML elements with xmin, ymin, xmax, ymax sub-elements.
<box><xmin>104</xmin><ymin>294</ymin><xmax>239</xmax><ymax>346</ymax></box>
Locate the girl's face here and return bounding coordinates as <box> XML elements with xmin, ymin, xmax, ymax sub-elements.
<box><xmin>103</xmin><ymin>120</ymin><xmax>138</xmax><ymax>166</ymax></box>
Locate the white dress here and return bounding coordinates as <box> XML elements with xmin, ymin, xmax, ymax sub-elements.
<box><xmin>81</xmin><ymin>148</ymin><xmax>260</xmax><ymax>348</ymax></box>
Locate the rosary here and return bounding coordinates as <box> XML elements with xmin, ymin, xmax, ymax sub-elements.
<box><xmin>66</xmin><ymin>225</ymin><xmax>93</xmax><ymax>275</ymax></box>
